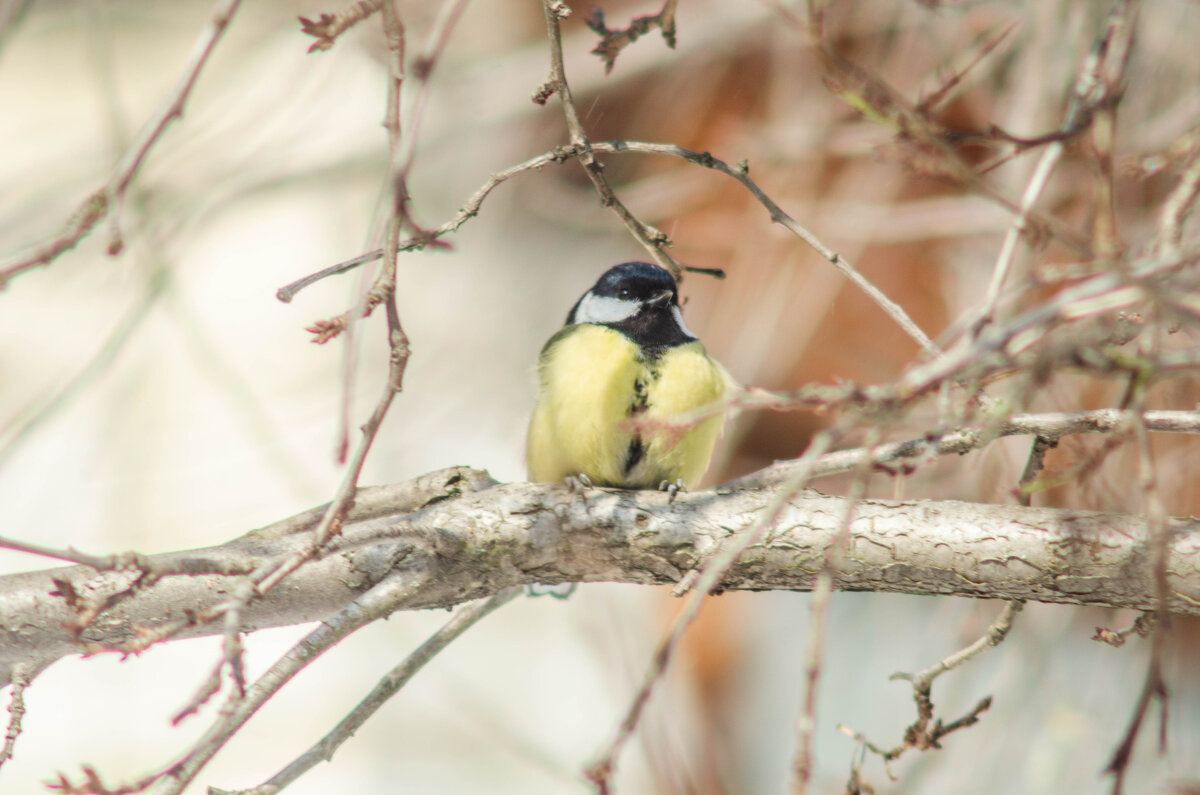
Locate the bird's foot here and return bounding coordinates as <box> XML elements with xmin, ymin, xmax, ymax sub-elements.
<box><xmin>564</xmin><ymin>472</ymin><xmax>593</xmax><ymax>493</ymax></box>
<box><xmin>526</xmin><ymin>582</ymin><xmax>578</xmax><ymax>599</ymax></box>
<box><xmin>658</xmin><ymin>478</ymin><xmax>687</xmax><ymax>504</ymax></box>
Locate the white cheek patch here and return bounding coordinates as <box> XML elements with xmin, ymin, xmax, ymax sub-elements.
<box><xmin>573</xmin><ymin>292</ymin><xmax>640</xmax><ymax>324</ymax></box>
<box><xmin>671</xmin><ymin>305</ymin><xmax>697</xmax><ymax>339</ymax></box>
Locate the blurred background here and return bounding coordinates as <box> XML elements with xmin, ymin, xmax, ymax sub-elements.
<box><xmin>1</xmin><ymin>0</ymin><xmax>1199</xmax><ymax>792</ymax></box>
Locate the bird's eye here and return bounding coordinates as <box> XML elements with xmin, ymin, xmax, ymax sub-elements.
<box><xmin>619</xmin><ymin>289</ymin><xmax>632</xmax><ymax>299</ymax></box>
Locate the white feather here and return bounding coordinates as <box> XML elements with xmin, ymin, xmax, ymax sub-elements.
<box><xmin>573</xmin><ymin>292</ymin><xmax>639</xmax><ymax>324</ymax></box>
<box><xmin>671</xmin><ymin>305</ymin><xmax>696</xmax><ymax>339</ymax></box>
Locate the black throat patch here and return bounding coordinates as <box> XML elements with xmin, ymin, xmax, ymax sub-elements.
<box><xmin>607</xmin><ymin>304</ymin><xmax>693</xmax><ymax>351</ymax></box>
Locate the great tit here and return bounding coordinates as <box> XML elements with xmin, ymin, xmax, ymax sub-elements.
<box><xmin>524</xmin><ymin>262</ymin><xmax>731</xmax><ymax>598</ymax></box>
<box><xmin>526</xmin><ymin>260</ymin><xmax>732</xmax><ymax>491</ymax></box>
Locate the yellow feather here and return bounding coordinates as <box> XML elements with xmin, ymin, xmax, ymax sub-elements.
<box><xmin>526</xmin><ymin>325</ymin><xmax>731</xmax><ymax>488</ymax></box>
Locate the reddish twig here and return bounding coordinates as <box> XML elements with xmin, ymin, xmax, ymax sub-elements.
<box><xmin>298</xmin><ymin>0</ymin><xmax>382</xmax><ymax>53</ymax></box>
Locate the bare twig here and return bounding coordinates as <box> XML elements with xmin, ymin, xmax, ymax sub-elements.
<box><xmin>230</xmin><ymin>587</ymin><xmax>520</xmax><ymax>795</ymax></box>
<box><xmin>0</xmin><ymin>662</ymin><xmax>44</xmax><ymax>769</ymax></box>
<box><xmin>1015</xmin><ymin>435</ymin><xmax>1058</xmax><ymax>506</ymax></box>
<box><xmin>170</xmin><ymin>601</ymin><xmax>246</xmax><ymax>726</ymax></box>
<box><xmin>298</xmin><ymin>0</ymin><xmax>382</xmax><ymax>53</ymax></box>
<box><xmin>400</xmin><ymin>0</ymin><xmax>471</xmax><ymax>180</ymax></box>
<box><xmin>805</xmin><ymin>15</ymin><xmax>1094</xmax><ymax>258</ymax></box>
<box><xmin>585</xmin><ymin>430</ymin><xmax>839</xmax><ymax>793</ymax></box>
<box><xmin>280</xmin><ymin>139</ymin><xmax>939</xmax><ymax>356</ymax></box>
<box><xmin>1093</xmin><ymin>612</ymin><xmax>1157</xmax><ymax>648</ymax></box>
<box><xmin>1153</xmin><ymin>138</ymin><xmax>1200</xmax><ymax>260</ymax></box>
<box><xmin>583</xmin><ymin>141</ymin><xmax>940</xmax><ymax>357</ymax></box>
<box><xmin>143</xmin><ymin>566</ymin><xmax>432</xmax><ymax>795</ymax></box>
<box><xmin>840</xmin><ymin>600</ymin><xmax>1022</xmax><ymax>787</ymax></box>
<box><xmin>0</xmin><ymin>536</ymin><xmax>155</xmax><ymax>573</ymax></box>
<box><xmin>917</xmin><ymin>22</ymin><xmax>1018</xmax><ymax>113</ymax></box>
<box><xmin>1105</xmin><ymin>390</ymin><xmax>1173</xmax><ymax>795</ymax></box>
<box><xmin>585</xmin><ymin>0</ymin><xmax>679</xmax><ymax>74</ymax></box>
<box><xmin>974</xmin><ymin>142</ymin><xmax>1065</xmax><ymax>334</ymax></box>
<box><xmin>537</xmin><ymin>0</ymin><xmax>683</xmax><ymax>277</ymax></box>
<box><xmin>0</xmin><ymin>0</ymin><xmax>243</xmax><ymax>290</ymax></box>
<box><xmin>47</xmin><ymin>0</ymin><xmax>421</xmax><ymax>672</ymax></box>
<box><xmin>793</xmin><ymin>431</ymin><xmax>879</xmax><ymax>794</ymax></box>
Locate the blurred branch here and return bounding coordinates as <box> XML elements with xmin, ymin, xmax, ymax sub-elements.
<box><xmin>734</xmin><ymin>409</ymin><xmax>1200</xmax><ymax>488</ymax></box>
<box><xmin>229</xmin><ymin>587</ymin><xmax>520</xmax><ymax>795</ymax></box>
<box><xmin>793</xmin><ymin>430</ymin><xmax>877</xmax><ymax>795</ymax></box>
<box><xmin>804</xmin><ymin>4</ymin><xmax>1100</xmax><ymax>258</ymax></box>
<box><xmin>0</xmin><ymin>0</ymin><xmax>35</xmax><ymax>56</ymax></box>
<box><xmin>0</xmin><ymin>270</ymin><xmax>165</xmax><ymax>472</ymax></box>
<box><xmin>0</xmin><ymin>0</ymin><xmax>243</xmax><ymax>290</ymax></box>
<box><xmin>1106</xmin><ymin>378</ymin><xmax>1173</xmax><ymax>795</ymax></box>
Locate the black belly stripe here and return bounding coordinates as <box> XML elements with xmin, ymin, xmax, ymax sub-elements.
<box><xmin>623</xmin><ymin>437</ymin><xmax>645</xmax><ymax>475</ymax></box>
<box><xmin>624</xmin><ymin>354</ymin><xmax>662</xmax><ymax>477</ymax></box>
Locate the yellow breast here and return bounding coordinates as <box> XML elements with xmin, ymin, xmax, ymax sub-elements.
<box><xmin>526</xmin><ymin>325</ymin><xmax>730</xmax><ymax>488</ymax></box>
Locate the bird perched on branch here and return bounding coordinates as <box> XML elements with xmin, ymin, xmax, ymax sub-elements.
<box><xmin>526</xmin><ymin>261</ymin><xmax>733</xmax><ymax>596</ymax></box>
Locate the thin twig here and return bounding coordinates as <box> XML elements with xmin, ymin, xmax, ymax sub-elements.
<box><xmin>298</xmin><ymin>0</ymin><xmax>383</xmax><ymax>53</ymax></box>
<box><xmin>1153</xmin><ymin>139</ymin><xmax>1200</xmax><ymax>260</ymax></box>
<box><xmin>64</xmin><ymin>0</ymin><xmax>420</xmax><ymax>669</ymax></box>
<box><xmin>973</xmin><ymin>141</ymin><xmax>1064</xmax><ymax>334</ymax></box>
<box><xmin>1093</xmin><ymin>612</ymin><xmax>1157</xmax><ymax>648</ymax></box>
<box><xmin>141</xmin><ymin>567</ymin><xmax>432</xmax><ymax>795</ymax></box>
<box><xmin>0</xmin><ymin>0</ymin><xmax>243</xmax><ymax>290</ymax></box>
<box><xmin>792</xmin><ymin>430</ymin><xmax>879</xmax><ymax>794</ymax></box>
<box><xmin>0</xmin><ymin>536</ymin><xmax>155</xmax><ymax>572</ymax></box>
<box><xmin>585</xmin><ymin>0</ymin><xmax>679</xmax><ymax>74</ymax></box>
<box><xmin>839</xmin><ymin>599</ymin><xmax>1021</xmax><ymax>786</ymax></box>
<box><xmin>585</xmin><ymin>429</ymin><xmax>839</xmax><ymax>792</ymax></box>
<box><xmin>280</xmin><ymin>139</ymin><xmax>939</xmax><ymax>356</ymax></box>
<box><xmin>584</xmin><ymin>141</ymin><xmax>939</xmax><ymax>357</ymax></box>
<box><xmin>1105</xmin><ymin>384</ymin><xmax>1173</xmax><ymax>794</ymax></box>
<box><xmin>803</xmin><ymin>10</ymin><xmax>1095</xmax><ymax>259</ymax></box>
<box><xmin>537</xmin><ymin>0</ymin><xmax>683</xmax><ymax>277</ymax></box>
<box><xmin>894</xmin><ymin>601</ymin><xmax>1023</xmax><ymax>696</ymax></box>
<box><xmin>231</xmin><ymin>587</ymin><xmax>521</xmax><ymax>795</ymax></box>
<box><xmin>727</xmin><ymin>409</ymin><xmax>1200</xmax><ymax>490</ymax></box>
<box><xmin>1016</xmin><ymin>435</ymin><xmax>1057</xmax><ymax>507</ymax></box>
<box><xmin>398</xmin><ymin>0</ymin><xmax>470</xmax><ymax>180</ymax></box>
<box><xmin>0</xmin><ymin>662</ymin><xmax>43</xmax><ymax>769</ymax></box>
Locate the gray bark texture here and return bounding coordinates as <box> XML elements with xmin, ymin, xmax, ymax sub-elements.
<box><xmin>2</xmin><ymin>466</ymin><xmax>1197</xmax><ymax>675</ymax></box>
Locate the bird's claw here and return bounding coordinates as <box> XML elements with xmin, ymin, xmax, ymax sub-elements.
<box><xmin>564</xmin><ymin>472</ymin><xmax>593</xmax><ymax>493</ymax></box>
<box><xmin>658</xmin><ymin>478</ymin><xmax>686</xmax><ymax>504</ymax></box>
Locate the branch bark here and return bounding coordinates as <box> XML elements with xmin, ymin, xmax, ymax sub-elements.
<box><xmin>2</xmin><ymin>464</ymin><xmax>1198</xmax><ymax>674</ymax></box>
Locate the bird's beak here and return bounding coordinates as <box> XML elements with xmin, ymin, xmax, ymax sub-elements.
<box><xmin>647</xmin><ymin>290</ymin><xmax>673</xmax><ymax>307</ymax></box>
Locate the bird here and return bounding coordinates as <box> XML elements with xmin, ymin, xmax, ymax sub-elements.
<box><xmin>525</xmin><ymin>261</ymin><xmax>733</xmax><ymax>596</ymax></box>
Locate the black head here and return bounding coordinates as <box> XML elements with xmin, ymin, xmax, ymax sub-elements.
<box><xmin>566</xmin><ymin>261</ymin><xmax>695</xmax><ymax>349</ymax></box>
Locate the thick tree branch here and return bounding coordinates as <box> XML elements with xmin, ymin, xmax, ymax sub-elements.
<box><xmin>2</xmin><ymin>465</ymin><xmax>1198</xmax><ymax>674</ymax></box>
